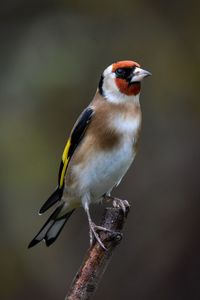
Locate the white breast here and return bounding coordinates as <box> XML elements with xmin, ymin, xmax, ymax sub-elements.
<box><xmin>72</xmin><ymin>113</ymin><xmax>140</xmax><ymax>202</ymax></box>
<box><xmin>112</xmin><ymin>114</ymin><xmax>141</xmax><ymax>138</ymax></box>
<box><xmin>74</xmin><ymin>139</ymin><xmax>135</xmax><ymax>201</ymax></box>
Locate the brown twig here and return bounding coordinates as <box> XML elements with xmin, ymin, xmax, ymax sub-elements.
<box><xmin>65</xmin><ymin>203</ymin><xmax>130</xmax><ymax>300</ymax></box>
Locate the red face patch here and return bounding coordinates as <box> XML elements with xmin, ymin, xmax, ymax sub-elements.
<box><xmin>115</xmin><ymin>78</ymin><xmax>141</xmax><ymax>96</ymax></box>
<box><xmin>112</xmin><ymin>60</ymin><xmax>140</xmax><ymax>72</ymax></box>
<box><xmin>112</xmin><ymin>60</ymin><xmax>141</xmax><ymax>96</ymax></box>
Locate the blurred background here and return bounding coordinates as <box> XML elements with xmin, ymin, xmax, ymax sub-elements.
<box><xmin>1</xmin><ymin>1</ymin><xmax>200</xmax><ymax>299</ymax></box>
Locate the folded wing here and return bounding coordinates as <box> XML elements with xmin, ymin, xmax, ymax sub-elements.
<box><xmin>39</xmin><ymin>107</ymin><xmax>94</xmax><ymax>214</ymax></box>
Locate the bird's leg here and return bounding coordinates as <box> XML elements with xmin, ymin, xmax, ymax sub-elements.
<box><xmin>83</xmin><ymin>199</ymin><xmax>120</xmax><ymax>250</ymax></box>
<box><xmin>84</xmin><ymin>204</ymin><xmax>107</xmax><ymax>250</ymax></box>
<box><xmin>104</xmin><ymin>194</ymin><xmax>130</xmax><ymax>215</ymax></box>
<box><xmin>83</xmin><ymin>194</ymin><xmax>124</xmax><ymax>250</ymax></box>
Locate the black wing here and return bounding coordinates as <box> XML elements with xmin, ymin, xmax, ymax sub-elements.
<box><xmin>39</xmin><ymin>107</ymin><xmax>94</xmax><ymax>214</ymax></box>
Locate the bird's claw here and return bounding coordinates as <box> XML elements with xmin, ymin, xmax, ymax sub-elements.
<box><xmin>89</xmin><ymin>222</ymin><xmax>119</xmax><ymax>250</ymax></box>
<box><xmin>113</xmin><ymin>198</ymin><xmax>130</xmax><ymax>215</ymax></box>
<box><xmin>89</xmin><ymin>222</ymin><xmax>108</xmax><ymax>250</ymax></box>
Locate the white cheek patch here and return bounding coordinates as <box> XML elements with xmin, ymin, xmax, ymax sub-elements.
<box><xmin>103</xmin><ymin>65</ymin><xmax>113</xmax><ymax>76</ymax></box>
<box><xmin>103</xmin><ymin>73</ymin><xmax>121</xmax><ymax>103</ymax></box>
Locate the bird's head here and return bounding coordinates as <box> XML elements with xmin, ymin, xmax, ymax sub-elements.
<box><xmin>98</xmin><ymin>60</ymin><xmax>151</xmax><ymax>104</ymax></box>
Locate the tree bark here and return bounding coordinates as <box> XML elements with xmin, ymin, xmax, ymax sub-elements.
<box><xmin>65</xmin><ymin>203</ymin><xmax>130</xmax><ymax>300</ymax></box>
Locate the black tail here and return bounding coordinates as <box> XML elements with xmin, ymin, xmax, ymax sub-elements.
<box><xmin>28</xmin><ymin>204</ymin><xmax>75</xmax><ymax>248</ymax></box>
<box><xmin>39</xmin><ymin>187</ymin><xmax>63</xmax><ymax>214</ymax></box>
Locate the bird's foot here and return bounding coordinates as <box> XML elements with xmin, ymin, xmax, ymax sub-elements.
<box><xmin>104</xmin><ymin>195</ymin><xmax>130</xmax><ymax>215</ymax></box>
<box><xmin>89</xmin><ymin>222</ymin><xmax>118</xmax><ymax>250</ymax></box>
<box><xmin>113</xmin><ymin>198</ymin><xmax>130</xmax><ymax>215</ymax></box>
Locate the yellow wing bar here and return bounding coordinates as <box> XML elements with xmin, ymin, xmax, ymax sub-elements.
<box><xmin>59</xmin><ymin>139</ymin><xmax>71</xmax><ymax>188</ymax></box>
<box><xmin>57</xmin><ymin>107</ymin><xmax>94</xmax><ymax>190</ymax></box>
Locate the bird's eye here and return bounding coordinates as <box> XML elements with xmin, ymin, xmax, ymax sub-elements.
<box><xmin>115</xmin><ymin>68</ymin><xmax>126</xmax><ymax>77</ymax></box>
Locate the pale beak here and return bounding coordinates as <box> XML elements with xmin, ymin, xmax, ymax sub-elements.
<box><xmin>130</xmin><ymin>67</ymin><xmax>152</xmax><ymax>83</ymax></box>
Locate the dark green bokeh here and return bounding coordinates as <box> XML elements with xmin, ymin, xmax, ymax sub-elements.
<box><xmin>1</xmin><ymin>1</ymin><xmax>200</xmax><ymax>299</ymax></box>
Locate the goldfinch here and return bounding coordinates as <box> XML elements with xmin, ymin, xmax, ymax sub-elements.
<box><xmin>28</xmin><ymin>60</ymin><xmax>151</xmax><ymax>249</ymax></box>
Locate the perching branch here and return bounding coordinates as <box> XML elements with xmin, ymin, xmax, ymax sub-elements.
<box><xmin>65</xmin><ymin>201</ymin><xmax>130</xmax><ymax>300</ymax></box>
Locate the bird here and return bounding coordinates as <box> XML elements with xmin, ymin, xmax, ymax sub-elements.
<box><xmin>28</xmin><ymin>60</ymin><xmax>151</xmax><ymax>250</ymax></box>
